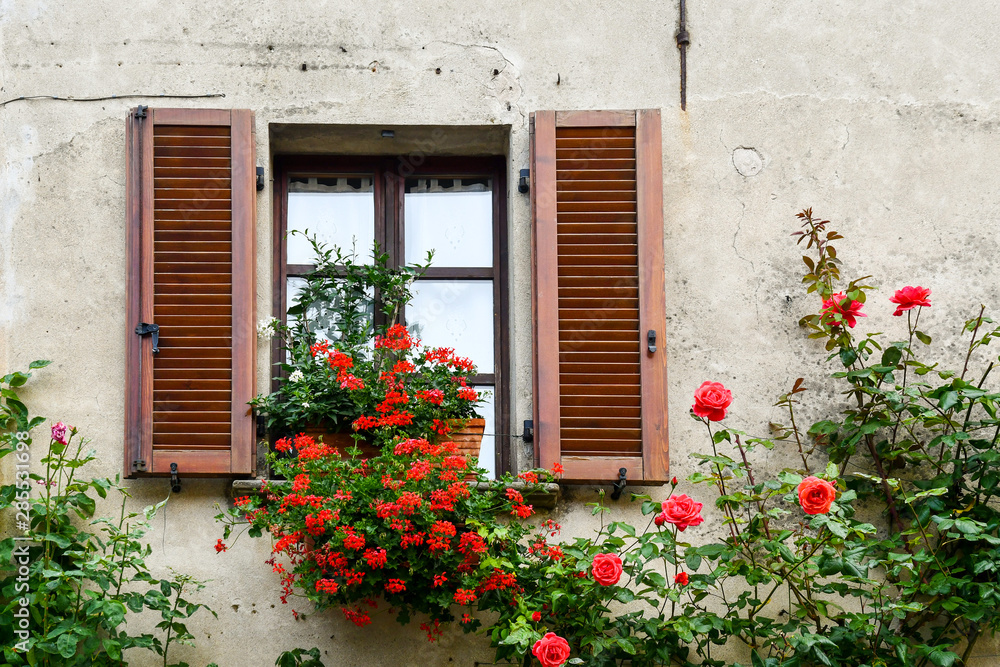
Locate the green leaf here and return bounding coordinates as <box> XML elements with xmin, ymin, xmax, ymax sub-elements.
<box><xmin>927</xmin><ymin>649</ymin><xmax>958</xmax><ymax>667</ymax></box>
<box><xmin>29</xmin><ymin>359</ymin><xmax>52</xmax><ymax>369</ymax></box>
<box><xmin>56</xmin><ymin>633</ymin><xmax>78</xmax><ymax>659</ymax></box>
<box><xmin>915</xmin><ymin>330</ymin><xmax>932</xmax><ymax>345</ymax></box>
<box><xmin>938</xmin><ymin>390</ymin><xmax>959</xmax><ymax>411</ymax></box>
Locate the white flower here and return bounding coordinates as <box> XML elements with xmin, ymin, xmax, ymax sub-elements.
<box><xmin>302</xmin><ymin>402</ymin><xmax>310</xmax><ymax>409</ymax></box>
<box><xmin>256</xmin><ymin>317</ymin><xmax>280</xmax><ymax>338</ymax></box>
<box><xmin>288</xmin><ymin>370</ymin><xmax>305</xmax><ymax>383</ymax></box>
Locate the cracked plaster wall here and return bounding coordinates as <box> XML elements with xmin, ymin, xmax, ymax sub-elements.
<box><xmin>3</xmin><ymin>0</ymin><xmax>1000</xmax><ymax>664</ymax></box>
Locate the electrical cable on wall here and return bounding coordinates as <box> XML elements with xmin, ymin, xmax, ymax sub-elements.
<box><xmin>0</xmin><ymin>92</ymin><xmax>226</xmax><ymax>109</ymax></box>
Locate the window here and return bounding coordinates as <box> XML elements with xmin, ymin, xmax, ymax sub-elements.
<box><xmin>124</xmin><ymin>107</ymin><xmax>257</xmax><ymax>477</ymax></box>
<box><xmin>530</xmin><ymin>109</ymin><xmax>669</xmax><ymax>483</ymax></box>
<box><xmin>272</xmin><ymin>156</ymin><xmax>510</xmax><ymax>478</ymax></box>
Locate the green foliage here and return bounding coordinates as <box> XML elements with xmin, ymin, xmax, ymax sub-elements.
<box><xmin>276</xmin><ymin>647</ymin><xmax>325</xmax><ymax>667</ymax></box>
<box><xmin>485</xmin><ymin>210</ymin><xmax>1000</xmax><ymax>667</ymax></box>
<box><xmin>251</xmin><ymin>235</ymin><xmax>451</xmax><ymax>436</ymax></box>
<box><xmin>0</xmin><ymin>365</ymin><xmax>214</xmax><ymax>666</ymax></box>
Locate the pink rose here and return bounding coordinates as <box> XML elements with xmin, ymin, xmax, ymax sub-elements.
<box><xmin>532</xmin><ymin>632</ymin><xmax>571</xmax><ymax>667</ymax></box>
<box><xmin>797</xmin><ymin>476</ymin><xmax>837</xmax><ymax>515</ymax></box>
<box><xmin>591</xmin><ymin>553</ymin><xmax>623</xmax><ymax>586</ymax></box>
<box><xmin>51</xmin><ymin>422</ymin><xmax>68</xmax><ymax>445</ymax></box>
<box><xmin>692</xmin><ymin>381</ymin><xmax>732</xmax><ymax>422</ymax></box>
<box><xmin>821</xmin><ymin>292</ymin><xmax>867</xmax><ymax>328</ymax></box>
<box><xmin>660</xmin><ymin>494</ymin><xmax>704</xmax><ymax>531</ymax></box>
<box><xmin>889</xmin><ymin>286</ymin><xmax>931</xmax><ymax>317</ymax></box>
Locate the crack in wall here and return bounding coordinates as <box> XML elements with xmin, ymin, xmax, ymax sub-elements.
<box><xmin>420</xmin><ymin>40</ymin><xmax>525</xmax><ymax>127</ymax></box>
<box><xmin>732</xmin><ymin>199</ymin><xmax>761</xmax><ymax>321</ymax></box>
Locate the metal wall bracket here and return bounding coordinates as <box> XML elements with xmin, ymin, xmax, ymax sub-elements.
<box><xmin>256</xmin><ymin>166</ymin><xmax>265</xmax><ymax>191</ymax></box>
<box><xmin>132</xmin><ymin>459</ymin><xmax>147</xmax><ymax>473</ymax></box>
<box><xmin>518</xmin><ymin>169</ymin><xmax>530</xmax><ymax>193</ymax></box>
<box><xmin>522</xmin><ymin>419</ymin><xmax>534</xmax><ymax>443</ymax></box>
<box><xmin>134</xmin><ymin>105</ymin><xmax>148</xmax><ymax>119</ymax></box>
<box><xmin>610</xmin><ymin>467</ymin><xmax>628</xmax><ymax>500</ymax></box>
<box><xmin>170</xmin><ymin>463</ymin><xmax>181</xmax><ymax>493</ymax></box>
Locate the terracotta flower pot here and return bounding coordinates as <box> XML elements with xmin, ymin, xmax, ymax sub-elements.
<box><xmin>298</xmin><ymin>418</ymin><xmax>486</xmax><ymax>466</ymax></box>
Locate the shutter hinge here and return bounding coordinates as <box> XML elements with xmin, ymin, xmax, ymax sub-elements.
<box><xmin>132</xmin><ymin>459</ymin><xmax>147</xmax><ymax>473</ymax></box>
<box><xmin>256</xmin><ymin>166</ymin><xmax>266</xmax><ymax>192</ymax></box>
<box><xmin>135</xmin><ymin>322</ymin><xmax>160</xmax><ymax>354</ymax></box>
<box><xmin>134</xmin><ymin>105</ymin><xmax>148</xmax><ymax>119</ymax></box>
<box><xmin>522</xmin><ymin>419</ymin><xmax>534</xmax><ymax>443</ymax></box>
<box><xmin>518</xmin><ymin>169</ymin><xmax>530</xmax><ymax>194</ymax></box>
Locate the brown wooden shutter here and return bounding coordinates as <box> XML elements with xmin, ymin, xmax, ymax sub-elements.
<box><xmin>125</xmin><ymin>108</ymin><xmax>256</xmax><ymax>477</ymax></box>
<box><xmin>531</xmin><ymin>109</ymin><xmax>668</xmax><ymax>483</ymax></box>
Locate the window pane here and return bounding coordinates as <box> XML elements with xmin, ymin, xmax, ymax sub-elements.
<box><xmin>407</xmin><ymin>280</ymin><xmax>494</xmax><ymax>373</ymax></box>
<box><xmin>287</xmin><ymin>177</ymin><xmax>375</xmax><ymax>264</ymax></box>
<box><xmin>404</xmin><ymin>177</ymin><xmax>493</xmax><ymax>267</ymax></box>
<box><xmin>472</xmin><ymin>386</ymin><xmax>495</xmax><ymax>480</ymax></box>
<box><xmin>286</xmin><ymin>277</ymin><xmax>374</xmax><ymax>347</ymax></box>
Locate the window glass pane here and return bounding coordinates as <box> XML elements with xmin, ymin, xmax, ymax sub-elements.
<box><xmin>472</xmin><ymin>386</ymin><xmax>495</xmax><ymax>480</ymax></box>
<box><xmin>404</xmin><ymin>177</ymin><xmax>493</xmax><ymax>267</ymax></box>
<box><xmin>287</xmin><ymin>177</ymin><xmax>375</xmax><ymax>264</ymax></box>
<box><xmin>286</xmin><ymin>277</ymin><xmax>374</xmax><ymax>348</ymax></box>
<box><xmin>406</xmin><ymin>280</ymin><xmax>494</xmax><ymax>373</ymax></box>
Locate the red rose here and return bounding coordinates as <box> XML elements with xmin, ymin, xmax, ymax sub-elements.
<box><xmin>653</xmin><ymin>513</ymin><xmax>666</xmax><ymax>527</ymax></box>
<box><xmin>532</xmin><ymin>632</ymin><xmax>571</xmax><ymax>667</ymax></box>
<box><xmin>591</xmin><ymin>553</ymin><xmax>623</xmax><ymax>586</ymax></box>
<box><xmin>660</xmin><ymin>494</ymin><xmax>704</xmax><ymax>531</ymax></box>
<box><xmin>889</xmin><ymin>286</ymin><xmax>931</xmax><ymax>317</ymax></box>
<box><xmin>674</xmin><ymin>571</ymin><xmax>689</xmax><ymax>586</ymax></box>
<box><xmin>532</xmin><ymin>611</ymin><xmax>542</xmax><ymax>622</ymax></box>
<box><xmin>797</xmin><ymin>476</ymin><xmax>837</xmax><ymax>515</ymax></box>
<box><xmin>820</xmin><ymin>292</ymin><xmax>867</xmax><ymax>328</ymax></box>
<box><xmin>692</xmin><ymin>381</ymin><xmax>732</xmax><ymax>422</ymax></box>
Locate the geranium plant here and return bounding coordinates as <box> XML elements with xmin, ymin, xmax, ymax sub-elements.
<box><xmin>216</xmin><ymin>431</ymin><xmax>558</xmax><ymax>633</ymax></box>
<box><xmin>252</xmin><ymin>237</ymin><xmax>484</xmax><ymax>440</ymax></box>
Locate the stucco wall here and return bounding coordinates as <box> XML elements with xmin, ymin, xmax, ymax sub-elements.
<box><xmin>4</xmin><ymin>1</ymin><xmax>1000</xmax><ymax>664</ymax></box>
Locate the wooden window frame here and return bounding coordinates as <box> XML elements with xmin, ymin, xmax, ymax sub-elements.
<box><xmin>531</xmin><ymin>109</ymin><xmax>669</xmax><ymax>483</ymax></box>
<box><xmin>271</xmin><ymin>155</ymin><xmax>512</xmax><ymax>475</ymax></box>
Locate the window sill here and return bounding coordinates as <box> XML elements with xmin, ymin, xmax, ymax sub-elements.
<box><xmin>231</xmin><ymin>479</ymin><xmax>561</xmax><ymax>509</ymax></box>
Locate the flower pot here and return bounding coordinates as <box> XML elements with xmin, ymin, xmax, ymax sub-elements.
<box><xmin>299</xmin><ymin>426</ymin><xmax>379</xmax><ymax>460</ymax></box>
<box><xmin>441</xmin><ymin>418</ymin><xmax>486</xmax><ymax>462</ymax></box>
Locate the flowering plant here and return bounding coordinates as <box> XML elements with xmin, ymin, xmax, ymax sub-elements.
<box><xmin>251</xmin><ymin>238</ymin><xmax>485</xmax><ymax>440</ymax></box>
<box><xmin>217</xmin><ymin>431</ymin><xmax>558</xmax><ymax>634</ymax></box>
<box><xmin>0</xmin><ymin>362</ymin><xmax>215</xmax><ymax>666</ymax></box>
<box><xmin>483</xmin><ymin>209</ymin><xmax>1000</xmax><ymax>667</ymax></box>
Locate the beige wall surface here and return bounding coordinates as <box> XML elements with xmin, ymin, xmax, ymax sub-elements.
<box><xmin>4</xmin><ymin>1</ymin><xmax>1000</xmax><ymax>665</ymax></box>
